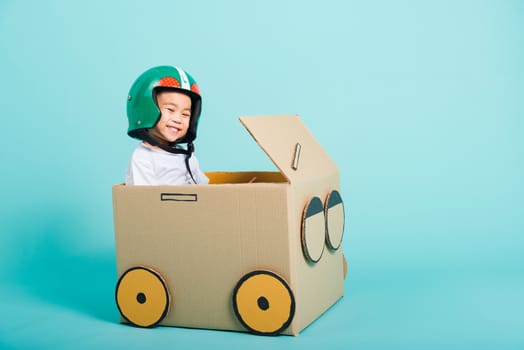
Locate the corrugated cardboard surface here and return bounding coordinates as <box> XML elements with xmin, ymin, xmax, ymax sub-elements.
<box><xmin>113</xmin><ymin>115</ymin><xmax>345</xmax><ymax>335</ymax></box>
<box><xmin>239</xmin><ymin>115</ymin><xmax>339</xmax><ymax>185</ymax></box>
<box><xmin>113</xmin><ymin>182</ymin><xmax>292</xmax><ymax>332</ymax></box>
<box><xmin>239</xmin><ymin>115</ymin><xmax>344</xmax><ymax>333</ymax></box>
<box><xmin>290</xmin><ymin>177</ymin><xmax>344</xmax><ymax>333</ymax></box>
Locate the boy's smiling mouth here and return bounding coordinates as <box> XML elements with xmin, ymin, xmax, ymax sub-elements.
<box><xmin>167</xmin><ymin>125</ymin><xmax>181</xmax><ymax>134</ymax></box>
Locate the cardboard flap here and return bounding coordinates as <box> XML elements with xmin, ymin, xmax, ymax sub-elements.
<box><xmin>239</xmin><ymin>115</ymin><xmax>338</xmax><ymax>183</ymax></box>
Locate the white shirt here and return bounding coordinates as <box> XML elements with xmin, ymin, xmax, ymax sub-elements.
<box><xmin>125</xmin><ymin>143</ymin><xmax>209</xmax><ymax>185</ymax></box>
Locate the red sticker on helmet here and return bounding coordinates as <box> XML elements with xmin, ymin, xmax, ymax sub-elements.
<box><xmin>191</xmin><ymin>83</ymin><xmax>200</xmax><ymax>94</ymax></box>
<box><xmin>158</xmin><ymin>77</ymin><xmax>181</xmax><ymax>88</ymax></box>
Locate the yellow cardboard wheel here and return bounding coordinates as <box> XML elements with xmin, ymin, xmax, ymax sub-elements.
<box><xmin>115</xmin><ymin>266</ymin><xmax>170</xmax><ymax>327</ymax></box>
<box><xmin>233</xmin><ymin>270</ymin><xmax>295</xmax><ymax>335</ymax></box>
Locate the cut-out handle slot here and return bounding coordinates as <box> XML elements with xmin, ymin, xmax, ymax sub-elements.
<box><xmin>161</xmin><ymin>193</ymin><xmax>198</xmax><ymax>202</ymax></box>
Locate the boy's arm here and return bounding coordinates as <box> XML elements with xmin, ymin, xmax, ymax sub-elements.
<box><xmin>195</xmin><ymin>169</ymin><xmax>209</xmax><ymax>184</ymax></box>
<box><xmin>190</xmin><ymin>155</ymin><xmax>209</xmax><ymax>184</ymax></box>
<box><xmin>126</xmin><ymin>156</ymin><xmax>156</xmax><ymax>185</ymax></box>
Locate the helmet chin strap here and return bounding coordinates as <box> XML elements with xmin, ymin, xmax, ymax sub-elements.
<box><xmin>142</xmin><ymin>132</ymin><xmax>198</xmax><ymax>184</ymax></box>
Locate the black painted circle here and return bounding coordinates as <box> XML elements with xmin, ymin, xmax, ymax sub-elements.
<box><xmin>136</xmin><ymin>292</ymin><xmax>146</xmax><ymax>304</ymax></box>
<box><xmin>257</xmin><ymin>296</ymin><xmax>270</xmax><ymax>311</ymax></box>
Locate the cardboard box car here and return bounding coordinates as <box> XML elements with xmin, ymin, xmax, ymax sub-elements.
<box><xmin>112</xmin><ymin>115</ymin><xmax>346</xmax><ymax>335</ymax></box>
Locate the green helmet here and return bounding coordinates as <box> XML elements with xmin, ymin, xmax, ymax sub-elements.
<box><xmin>126</xmin><ymin>65</ymin><xmax>202</xmax><ymax>144</ymax></box>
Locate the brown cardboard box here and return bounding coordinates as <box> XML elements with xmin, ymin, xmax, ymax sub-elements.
<box><xmin>112</xmin><ymin>115</ymin><xmax>346</xmax><ymax>335</ymax></box>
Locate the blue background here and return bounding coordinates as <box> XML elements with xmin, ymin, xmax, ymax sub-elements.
<box><xmin>1</xmin><ymin>0</ymin><xmax>523</xmax><ymax>349</ymax></box>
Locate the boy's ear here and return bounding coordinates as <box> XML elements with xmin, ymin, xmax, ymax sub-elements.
<box><xmin>152</xmin><ymin>88</ymin><xmax>159</xmax><ymax>105</ymax></box>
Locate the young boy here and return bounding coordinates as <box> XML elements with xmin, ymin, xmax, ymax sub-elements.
<box><xmin>125</xmin><ymin>66</ymin><xmax>209</xmax><ymax>185</ymax></box>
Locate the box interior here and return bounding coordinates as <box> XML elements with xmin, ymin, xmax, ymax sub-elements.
<box><xmin>206</xmin><ymin>171</ymin><xmax>288</xmax><ymax>184</ymax></box>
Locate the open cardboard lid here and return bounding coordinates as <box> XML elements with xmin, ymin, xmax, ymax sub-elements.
<box><xmin>239</xmin><ymin>115</ymin><xmax>338</xmax><ymax>184</ymax></box>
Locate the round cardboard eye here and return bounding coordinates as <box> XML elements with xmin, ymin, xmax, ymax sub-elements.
<box><xmin>301</xmin><ymin>196</ymin><xmax>326</xmax><ymax>263</ymax></box>
<box><xmin>325</xmin><ymin>190</ymin><xmax>345</xmax><ymax>250</ymax></box>
<box><xmin>232</xmin><ymin>270</ymin><xmax>295</xmax><ymax>335</ymax></box>
<box><xmin>115</xmin><ymin>266</ymin><xmax>170</xmax><ymax>327</ymax></box>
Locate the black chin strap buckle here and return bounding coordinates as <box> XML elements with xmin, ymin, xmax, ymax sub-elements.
<box><xmin>187</xmin><ymin>142</ymin><xmax>195</xmax><ymax>154</ymax></box>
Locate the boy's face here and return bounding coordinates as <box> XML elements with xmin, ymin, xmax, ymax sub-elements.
<box><xmin>150</xmin><ymin>90</ymin><xmax>192</xmax><ymax>143</ymax></box>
